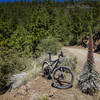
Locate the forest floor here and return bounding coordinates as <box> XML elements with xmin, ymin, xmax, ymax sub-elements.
<box><xmin>0</xmin><ymin>46</ymin><xmax>100</xmax><ymax>100</ymax></box>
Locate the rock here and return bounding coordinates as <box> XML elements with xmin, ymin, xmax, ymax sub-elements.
<box><xmin>10</xmin><ymin>72</ymin><xmax>27</xmax><ymax>89</ymax></box>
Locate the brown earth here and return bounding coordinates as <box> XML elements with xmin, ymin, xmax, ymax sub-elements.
<box><xmin>0</xmin><ymin>47</ymin><xmax>100</xmax><ymax>100</ymax></box>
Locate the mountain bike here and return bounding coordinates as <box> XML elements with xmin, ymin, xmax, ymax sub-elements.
<box><xmin>42</xmin><ymin>51</ymin><xmax>74</xmax><ymax>89</ymax></box>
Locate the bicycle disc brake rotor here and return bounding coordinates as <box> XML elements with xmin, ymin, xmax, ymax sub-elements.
<box><xmin>58</xmin><ymin>73</ymin><xmax>66</xmax><ymax>80</ymax></box>
<box><xmin>55</xmin><ymin>68</ymin><xmax>71</xmax><ymax>87</ymax></box>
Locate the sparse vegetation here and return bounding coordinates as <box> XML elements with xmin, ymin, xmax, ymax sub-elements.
<box><xmin>0</xmin><ymin>47</ymin><xmax>28</xmax><ymax>92</ymax></box>
<box><xmin>10</xmin><ymin>53</ymin><xmax>48</xmax><ymax>89</ymax></box>
<box><xmin>40</xmin><ymin>95</ymin><xmax>48</xmax><ymax>100</ymax></box>
<box><xmin>10</xmin><ymin>51</ymin><xmax>77</xmax><ymax>89</ymax></box>
<box><xmin>37</xmin><ymin>37</ymin><xmax>62</xmax><ymax>55</ymax></box>
<box><xmin>61</xmin><ymin>56</ymin><xmax>77</xmax><ymax>71</ymax></box>
<box><xmin>0</xmin><ymin>0</ymin><xmax>100</xmax><ymax>94</ymax></box>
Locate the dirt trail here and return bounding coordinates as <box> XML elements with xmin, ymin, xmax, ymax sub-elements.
<box><xmin>0</xmin><ymin>47</ymin><xmax>100</xmax><ymax>100</ymax></box>
<box><xmin>62</xmin><ymin>47</ymin><xmax>100</xmax><ymax>73</ymax></box>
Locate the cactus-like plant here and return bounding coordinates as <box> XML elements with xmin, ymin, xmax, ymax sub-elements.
<box><xmin>87</xmin><ymin>33</ymin><xmax>94</xmax><ymax>70</ymax></box>
<box><xmin>78</xmin><ymin>33</ymin><xmax>100</xmax><ymax>95</ymax></box>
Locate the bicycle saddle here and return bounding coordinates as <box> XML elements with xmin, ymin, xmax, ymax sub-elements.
<box><xmin>48</xmin><ymin>52</ymin><xmax>52</xmax><ymax>55</ymax></box>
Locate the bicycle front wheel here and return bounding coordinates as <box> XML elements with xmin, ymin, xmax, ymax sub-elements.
<box><xmin>52</xmin><ymin>66</ymin><xmax>74</xmax><ymax>89</ymax></box>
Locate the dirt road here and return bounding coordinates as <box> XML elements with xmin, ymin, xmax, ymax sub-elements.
<box><xmin>62</xmin><ymin>47</ymin><xmax>100</xmax><ymax>73</ymax></box>
<box><xmin>0</xmin><ymin>47</ymin><xmax>100</xmax><ymax>100</ymax></box>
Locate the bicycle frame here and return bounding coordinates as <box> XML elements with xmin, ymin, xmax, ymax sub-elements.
<box><xmin>48</xmin><ymin>53</ymin><xmax>61</xmax><ymax>72</ymax></box>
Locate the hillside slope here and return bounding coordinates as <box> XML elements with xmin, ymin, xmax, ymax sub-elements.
<box><xmin>0</xmin><ymin>47</ymin><xmax>100</xmax><ymax>100</ymax></box>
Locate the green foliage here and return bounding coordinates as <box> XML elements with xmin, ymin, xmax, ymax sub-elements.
<box><xmin>61</xmin><ymin>56</ymin><xmax>77</xmax><ymax>71</ymax></box>
<box><xmin>0</xmin><ymin>2</ymin><xmax>100</xmax><ymax>92</ymax></box>
<box><xmin>40</xmin><ymin>95</ymin><xmax>48</xmax><ymax>100</ymax></box>
<box><xmin>10</xmin><ymin>53</ymin><xmax>48</xmax><ymax>89</ymax></box>
<box><xmin>9</xmin><ymin>25</ymin><xmax>33</xmax><ymax>56</ymax></box>
<box><xmin>37</xmin><ymin>37</ymin><xmax>62</xmax><ymax>55</ymax></box>
<box><xmin>0</xmin><ymin>47</ymin><xmax>28</xmax><ymax>92</ymax></box>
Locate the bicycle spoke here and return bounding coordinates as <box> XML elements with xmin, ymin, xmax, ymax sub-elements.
<box><xmin>52</xmin><ymin>66</ymin><xmax>74</xmax><ymax>89</ymax></box>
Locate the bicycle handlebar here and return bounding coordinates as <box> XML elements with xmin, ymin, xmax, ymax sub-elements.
<box><xmin>48</xmin><ymin>51</ymin><xmax>64</xmax><ymax>62</ymax></box>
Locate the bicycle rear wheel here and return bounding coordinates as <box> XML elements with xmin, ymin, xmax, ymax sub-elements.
<box><xmin>52</xmin><ymin>66</ymin><xmax>74</xmax><ymax>89</ymax></box>
<box><xmin>42</xmin><ymin>62</ymin><xmax>51</xmax><ymax>79</ymax></box>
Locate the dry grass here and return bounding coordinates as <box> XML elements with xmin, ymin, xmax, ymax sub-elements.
<box><xmin>61</xmin><ymin>56</ymin><xmax>77</xmax><ymax>71</ymax></box>
<box><xmin>10</xmin><ymin>52</ymin><xmax>77</xmax><ymax>90</ymax></box>
<box><xmin>10</xmin><ymin>53</ymin><xmax>48</xmax><ymax>89</ymax></box>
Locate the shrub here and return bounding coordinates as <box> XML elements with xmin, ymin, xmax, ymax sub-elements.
<box><xmin>37</xmin><ymin>36</ymin><xmax>62</xmax><ymax>55</ymax></box>
<box><xmin>0</xmin><ymin>47</ymin><xmax>31</xmax><ymax>93</ymax></box>
<box><xmin>61</xmin><ymin>56</ymin><xmax>77</xmax><ymax>71</ymax></box>
<box><xmin>10</xmin><ymin>53</ymin><xmax>48</xmax><ymax>89</ymax></box>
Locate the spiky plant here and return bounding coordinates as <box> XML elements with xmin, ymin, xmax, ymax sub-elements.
<box><xmin>78</xmin><ymin>33</ymin><xmax>100</xmax><ymax>95</ymax></box>
<box><xmin>87</xmin><ymin>33</ymin><xmax>94</xmax><ymax>70</ymax></box>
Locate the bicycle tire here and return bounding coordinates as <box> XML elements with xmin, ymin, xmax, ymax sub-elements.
<box><xmin>52</xmin><ymin>66</ymin><xmax>74</xmax><ymax>89</ymax></box>
<box><xmin>42</xmin><ymin>61</ymin><xmax>51</xmax><ymax>79</ymax></box>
